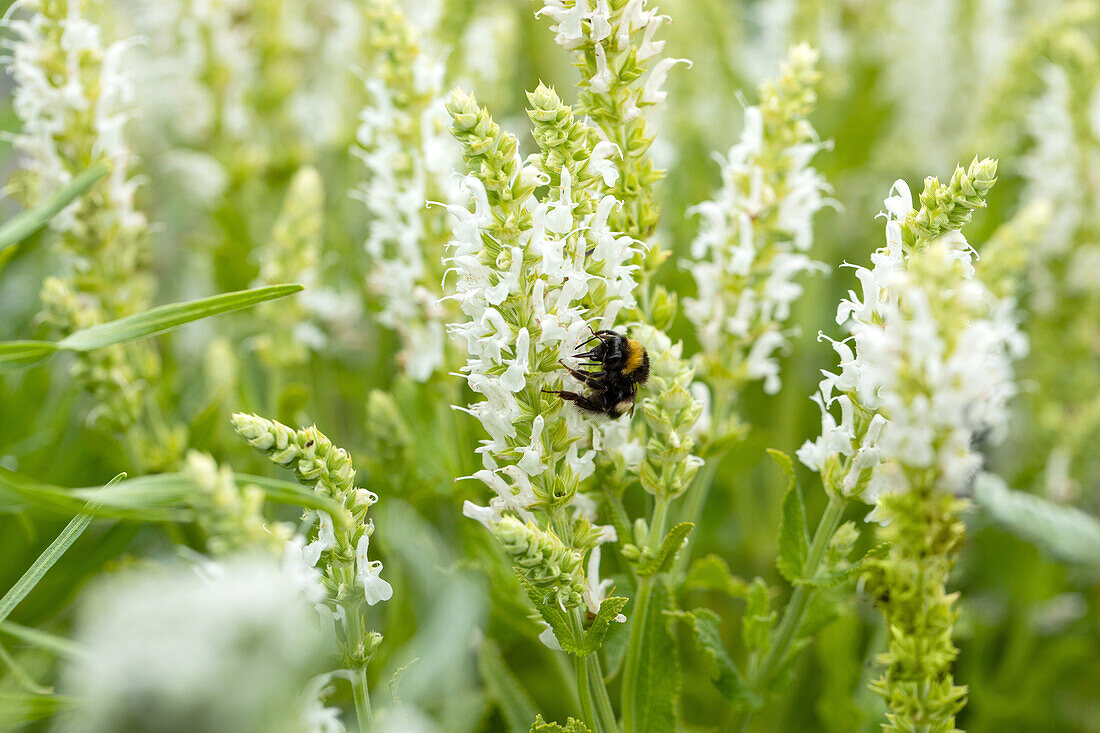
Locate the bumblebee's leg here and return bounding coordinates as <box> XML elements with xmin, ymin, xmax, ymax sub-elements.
<box><xmin>557</xmin><ymin>360</ymin><xmax>606</xmax><ymax>388</ymax></box>
<box><xmin>541</xmin><ymin>390</ymin><xmax>606</xmax><ymax>414</ymax></box>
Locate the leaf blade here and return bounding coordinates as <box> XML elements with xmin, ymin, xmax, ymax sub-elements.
<box><xmin>973</xmin><ymin>472</ymin><xmax>1100</xmax><ymax>568</ymax></box>
<box><xmin>771</xmin><ymin>449</ymin><xmax>808</xmax><ymax>583</ymax></box>
<box><xmin>0</xmin><ymin>341</ymin><xmax>60</xmax><ymax>367</ymax></box>
<box><xmin>636</xmin><ymin>522</ymin><xmax>694</xmax><ymax>577</ymax></box>
<box><xmin>0</xmin><ymin>163</ymin><xmax>109</xmax><ymax>252</ymax></box>
<box><xmin>57</xmin><ymin>284</ymin><xmax>303</xmax><ymax>352</ymax></box>
<box><xmin>0</xmin><ymin>473</ymin><xmax>119</xmax><ymax>625</ymax></box>
<box><xmin>674</xmin><ymin>608</ymin><xmax>761</xmax><ymax>711</ymax></box>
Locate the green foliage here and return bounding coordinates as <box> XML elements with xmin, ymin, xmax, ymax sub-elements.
<box><xmin>0</xmin><ymin>164</ymin><xmax>109</xmax><ymax>254</ymax></box>
<box><xmin>623</xmin><ymin>578</ymin><xmax>680</xmax><ymax>732</ymax></box>
<box><xmin>0</xmin><ymin>284</ymin><xmax>303</xmax><ymax>368</ymax></box>
<box><xmin>974</xmin><ymin>472</ymin><xmax>1100</xmax><ymax>569</ymax></box>
<box><xmin>675</xmin><ymin>608</ymin><xmax>761</xmax><ymax>711</ymax></box>
<box><xmin>772</xmin><ymin>449</ymin><xmax>809</xmax><ymax>583</ymax></box>
<box><xmin>478</xmin><ymin>640</ymin><xmax>537</xmax><ymax>733</ymax></box>
<box><xmin>0</xmin><ymin>494</ymin><xmax>106</xmax><ymax>626</ymax></box>
<box><xmin>530</xmin><ymin>714</ymin><xmax>593</xmax><ymax>733</ymax></box>
<box><xmin>635</xmin><ymin>522</ymin><xmax>694</xmax><ymax>576</ymax></box>
<box><xmin>684</xmin><ymin>555</ymin><xmax>749</xmax><ymax>598</ymax></box>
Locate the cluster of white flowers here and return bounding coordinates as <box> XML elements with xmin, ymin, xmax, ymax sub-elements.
<box><xmin>798</xmin><ymin>180</ymin><xmax>1026</xmax><ymax>515</ymax></box>
<box><xmin>537</xmin><ymin>0</ymin><xmax>688</xmax><ymax>119</ymax></box>
<box><xmin>683</xmin><ymin>44</ymin><xmax>831</xmax><ymax>395</ymax></box>
<box><xmin>59</xmin><ymin>558</ymin><xmax>337</xmax><ymax>733</ymax></box>
<box><xmin>444</xmin><ymin>89</ymin><xmax>641</xmax><ymax>524</ymax></box>
<box><xmin>287</xmin><ymin>503</ymin><xmax>393</xmax><ymax>608</ymax></box>
<box><xmin>127</xmin><ymin>0</ymin><xmax>366</xmax><ymax>191</ymax></box>
<box><xmin>1022</xmin><ymin>65</ymin><xmax>1083</xmax><ymax>272</ymax></box>
<box><xmin>232</xmin><ymin>413</ymin><xmax>394</xmax><ymax>609</ymax></box>
<box><xmin>353</xmin><ymin>0</ymin><xmax>461</xmax><ymax>381</ymax></box>
<box><xmin>5</xmin><ymin>0</ymin><xmax>143</xmax><ymax>234</ymax></box>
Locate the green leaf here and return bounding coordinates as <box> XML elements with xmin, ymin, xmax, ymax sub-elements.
<box><xmin>973</xmin><ymin>472</ymin><xmax>1100</xmax><ymax>569</ymax></box>
<box><xmin>742</xmin><ymin>578</ymin><xmax>775</xmax><ymax>654</ymax></box>
<box><xmin>798</xmin><ymin>543</ymin><xmax>889</xmax><ymax>588</ymax></box>
<box><xmin>530</xmin><ymin>714</ymin><xmax>593</xmax><ymax>733</ymax></box>
<box><xmin>674</xmin><ymin>608</ymin><xmax>762</xmax><ymax>711</ymax></box>
<box><xmin>478</xmin><ymin>640</ymin><xmax>537</xmax><ymax>733</ymax></box>
<box><xmin>636</xmin><ymin>522</ymin><xmax>694</xmax><ymax>576</ymax></box>
<box><xmin>0</xmin><ymin>692</ymin><xmax>79</xmax><ymax>723</ymax></box>
<box><xmin>771</xmin><ymin>449</ymin><xmax>808</xmax><ymax>583</ymax></box>
<box><xmin>57</xmin><ymin>284</ymin><xmax>303</xmax><ymax>351</ymax></box>
<box><xmin>0</xmin><ymin>163</ymin><xmax>109</xmax><ymax>252</ymax></box>
<box><xmin>629</xmin><ymin>578</ymin><xmax>680</xmax><ymax>732</ymax></box>
<box><xmin>0</xmin><ymin>621</ymin><xmax>84</xmax><ymax>660</ymax></box>
<box><xmin>0</xmin><ymin>475</ymin><xmax>118</xmax><ymax>625</ymax></box>
<box><xmin>0</xmin><ymin>469</ymin><xmax>346</xmax><ymax>524</ymax></box>
<box><xmin>232</xmin><ymin>473</ymin><xmax>352</xmax><ymax>527</ymax></box>
<box><xmin>0</xmin><ymin>285</ymin><xmax>303</xmax><ymax>370</ymax></box>
<box><xmin>515</xmin><ymin>572</ymin><xmax>576</xmax><ymax>654</ymax></box>
<box><xmin>0</xmin><ymin>341</ymin><xmax>60</xmax><ymax>367</ymax></box>
<box><xmin>685</xmin><ymin>554</ymin><xmax>749</xmax><ymax>598</ymax></box>
<box><xmin>579</xmin><ymin>595</ymin><xmax>629</xmax><ymax>654</ymax></box>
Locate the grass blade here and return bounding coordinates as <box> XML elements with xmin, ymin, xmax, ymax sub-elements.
<box><xmin>0</xmin><ymin>468</ymin><xmax>346</xmax><ymax>524</ymax></box>
<box><xmin>0</xmin><ymin>621</ymin><xmax>84</xmax><ymax>660</ymax></box>
<box><xmin>0</xmin><ymin>164</ymin><xmax>109</xmax><ymax>252</ymax></box>
<box><xmin>0</xmin><ymin>341</ymin><xmax>60</xmax><ymax>367</ymax></box>
<box><xmin>0</xmin><ymin>475</ymin><xmax>120</xmax><ymax>625</ymax></box>
<box><xmin>58</xmin><ymin>283</ymin><xmax>303</xmax><ymax>351</ymax></box>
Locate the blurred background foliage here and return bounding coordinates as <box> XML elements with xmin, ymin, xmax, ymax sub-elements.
<box><xmin>0</xmin><ymin>0</ymin><xmax>1098</xmax><ymax>730</ymax></box>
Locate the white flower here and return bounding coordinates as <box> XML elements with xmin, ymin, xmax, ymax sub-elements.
<box><xmin>303</xmin><ymin>511</ymin><xmax>337</xmax><ymax>567</ymax></box>
<box><xmin>641</xmin><ymin>57</ymin><xmax>691</xmax><ymax>105</ymax></box>
<box><xmin>59</xmin><ymin>558</ymin><xmax>328</xmax><ymax>733</ymax></box>
<box><xmin>355</xmin><ymin>533</ymin><xmax>393</xmax><ymax>606</ymax></box>
<box><xmin>583</xmin><ymin>527</ymin><xmax>625</xmax><ymax>621</ymax></box>
<box><xmin>354</xmin><ymin>24</ymin><xmax>459</xmax><ymax>381</ymax></box>
<box><xmin>802</xmin><ymin>182</ymin><xmax>1025</xmax><ymax>508</ymax></box>
<box><xmin>684</xmin><ymin>50</ymin><xmax>831</xmax><ymax>394</ymax></box>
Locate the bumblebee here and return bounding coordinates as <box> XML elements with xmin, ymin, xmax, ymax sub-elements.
<box><xmin>543</xmin><ymin>328</ymin><xmax>650</xmax><ymax>419</ymax></box>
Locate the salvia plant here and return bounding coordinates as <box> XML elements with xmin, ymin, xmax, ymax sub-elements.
<box><xmin>1</xmin><ymin>1</ymin><xmax>1099</xmax><ymax>732</ymax></box>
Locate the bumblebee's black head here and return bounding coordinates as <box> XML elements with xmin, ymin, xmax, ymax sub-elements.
<box><xmin>577</xmin><ymin>330</ymin><xmax>650</xmax><ymax>385</ymax></box>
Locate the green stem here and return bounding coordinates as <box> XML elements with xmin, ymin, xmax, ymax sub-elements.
<box><xmin>671</xmin><ymin>379</ymin><xmax>735</xmax><ymax>579</ymax></box>
<box><xmin>352</xmin><ymin>666</ymin><xmax>373</xmax><ymax>733</ymax></box>
<box><xmin>570</xmin><ymin>613</ymin><xmax>599</xmax><ymax>731</ymax></box>
<box><xmin>670</xmin><ymin>459</ymin><xmax>721</xmax><ymax>580</ymax></box>
<box><xmin>621</xmin><ymin>495</ymin><xmax>670</xmax><ymax>733</ymax></box>
<box><xmin>345</xmin><ymin>603</ymin><xmax>374</xmax><ymax>733</ymax></box>
<box><xmin>733</xmin><ymin>494</ymin><xmax>846</xmax><ymax>732</ymax></box>
<box><xmin>588</xmin><ymin>650</ymin><xmax>620</xmax><ymax>732</ymax></box>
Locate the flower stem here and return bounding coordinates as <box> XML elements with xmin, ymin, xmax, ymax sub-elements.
<box><xmin>345</xmin><ymin>603</ymin><xmax>374</xmax><ymax>733</ymax></box>
<box><xmin>352</xmin><ymin>665</ymin><xmax>373</xmax><ymax>733</ymax></box>
<box><xmin>670</xmin><ymin>459</ymin><xmax>721</xmax><ymax>580</ymax></box>
<box><xmin>621</xmin><ymin>495</ymin><xmax>670</xmax><ymax>733</ymax></box>
<box><xmin>588</xmin><ymin>650</ymin><xmax>620</xmax><ymax>732</ymax></box>
<box><xmin>569</xmin><ymin>612</ymin><xmax>599</xmax><ymax>731</ymax></box>
<box><xmin>733</xmin><ymin>494</ymin><xmax>846</xmax><ymax>732</ymax></box>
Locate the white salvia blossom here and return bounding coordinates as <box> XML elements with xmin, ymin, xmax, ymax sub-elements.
<box><xmin>355</xmin><ymin>527</ymin><xmax>394</xmax><ymax>606</ymax></box>
<box><xmin>124</xmin><ymin>0</ymin><xmax>252</xmax><ymax>191</ymax></box>
<box><xmin>59</xmin><ymin>558</ymin><xmax>329</xmax><ymax>733</ymax></box>
<box><xmin>536</xmin><ymin>0</ymin><xmax>689</xmax><ymax>122</ymax></box>
<box><xmin>798</xmin><ymin>182</ymin><xmax>1026</xmax><ymax>515</ymax></box>
<box><xmin>444</xmin><ymin>88</ymin><xmax>643</xmax><ymax>519</ymax></box>
<box><xmin>5</xmin><ymin>0</ymin><xmax>143</xmax><ymax>235</ymax></box>
<box><xmin>353</xmin><ymin>1</ymin><xmax>461</xmax><ymax>381</ymax></box>
<box><xmin>684</xmin><ymin>44</ymin><xmax>831</xmax><ymax>395</ymax></box>
<box><xmin>447</xmin><ymin>166</ymin><xmax>638</xmax><ymax>507</ymax></box>
<box><xmin>583</xmin><ymin>526</ymin><xmax>626</xmax><ymax>622</ymax></box>
<box><xmin>298</xmin><ymin>674</ymin><xmax>346</xmax><ymax>733</ymax></box>
<box><xmin>1022</xmin><ymin>64</ymin><xmax>1083</xmax><ymax>267</ymax></box>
